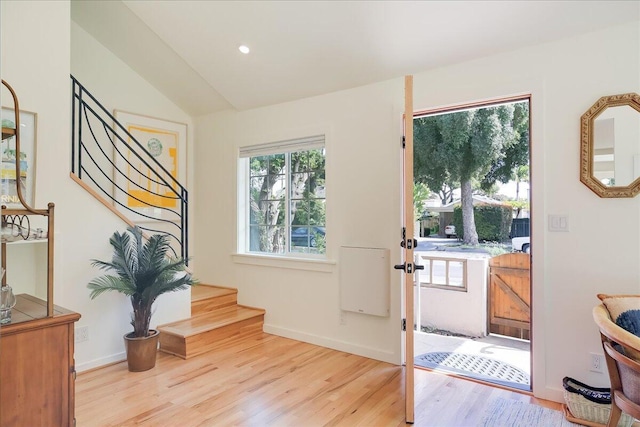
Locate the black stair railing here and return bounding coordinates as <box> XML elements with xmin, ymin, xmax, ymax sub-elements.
<box><xmin>71</xmin><ymin>75</ymin><xmax>188</xmax><ymax>262</ymax></box>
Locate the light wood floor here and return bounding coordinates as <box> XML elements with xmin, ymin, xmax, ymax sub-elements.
<box><xmin>76</xmin><ymin>333</ymin><xmax>560</xmax><ymax>426</ymax></box>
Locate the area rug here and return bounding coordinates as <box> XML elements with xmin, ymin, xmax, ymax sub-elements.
<box><xmin>480</xmin><ymin>398</ymin><xmax>579</xmax><ymax>427</ymax></box>
<box><xmin>414</xmin><ymin>351</ymin><xmax>530</xmax><ymax>391</ymax></box>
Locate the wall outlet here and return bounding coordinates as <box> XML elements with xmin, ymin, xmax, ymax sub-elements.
<box><xmin>76</xmin><ymin>326</ymin><xmax>89</xmax><ymax>343</ymax></box>
<box><xmin>590</xmin><ymin>352</ymin><xmax>605</xmax><ymax>373</ymax></box>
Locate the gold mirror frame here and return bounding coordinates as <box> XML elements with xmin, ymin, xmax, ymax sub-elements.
<box><xmin>580</xmin><ymin>93</ymin><xmax>640</xmax><ymax>198</ymax></box>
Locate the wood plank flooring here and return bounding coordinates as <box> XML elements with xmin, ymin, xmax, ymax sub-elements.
<box><xmin>76</xmin><ymin>333</ymin><xmax>560</xmax><ymax>426</ymax></box>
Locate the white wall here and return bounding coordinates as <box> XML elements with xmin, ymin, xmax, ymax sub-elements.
<box><xmin>195</xmin><ymin>81</ymin><xmax>405</xmax><ymax>363</ymax></box>
<box><xmin>1</xmin><ymin>1</ymin><xmax>195</xmax><ymax>371</ymax></box>
<box><xmin>195</xmin><ymin>20</ymin><xmax>640</xmax><ymax>402</ymax></box>
<box><xmin>415</xmin><ymin>255</ymin><xmax>488</xmax><ymax>337</ymax></box>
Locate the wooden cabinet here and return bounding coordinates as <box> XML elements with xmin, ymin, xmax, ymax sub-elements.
<box><xmin>1</xmin><ymin>296</ymin><xmax>80</xmax><ymax>426</ymax></box>
<box><xmin>0</xmin><ymin>80</ymin><xmax>81</xmax><ymax>426</ymax></box>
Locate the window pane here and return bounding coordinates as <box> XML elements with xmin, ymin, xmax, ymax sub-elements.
<box><xmin>291</xmin><ymin>200</ymin><xmax>309</xmax><ymax>225</ymax></box>
<box><xmin>290</xmin><ymin>172</ymin><xmax>309</xmax><ymax>200</ymax></box>
<box><xmin>291</xmin><ymin>226</ymin><xmax>325</xmax><ymax>254</ymax></box>
<box><xmin>251</xmin><ymin>200</ymin><xmax>285</xmax><ymax>226</ymax></box>
<box><xmin>249</xmin><ymin>225</ymin><xmax>285</xmax><ymax>254</ymax></box>
<box><xmin>308</xmin><ymin>199</ymin><xmax>325</xmax><ymax>226</ymax></box>
<box><xmin>308</xmin><ymin>149</ymin><xmax>324</xmax><ymax>172</ymax></box>
<box><xmin>267</xmin><ymin>174</ymin><xmax>286</xmax><ymax>200</ymax></box>
<box><xmin>245</xmin><ymin>142</ymin><xmax>325</xmax><ymax>256</ymax></box>
<box><xmin>250</xmin><ymin>156</ymin><xmax>268</xmax><ymax>175</ymax></box>
<box><xmin>250</xmin><ymin>175</ymin><xmax>266</xmax><ymax>191</ymax></box>
<box><xmin>291</xmin><ymin>151</ymin><xmax>309</xmax><ymax>172</ymax></box>
<box><xmin>268</xmin><ymin>154</ymin><xmax>285</xmax><ymax>173</ymax></box>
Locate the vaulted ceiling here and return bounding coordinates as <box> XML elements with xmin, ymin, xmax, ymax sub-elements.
<box><xmin>71</xmin><ymin>1</ymin><xmax>640</xmax><ymax>116</ymax></box>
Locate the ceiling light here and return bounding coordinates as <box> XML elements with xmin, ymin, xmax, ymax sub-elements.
<box><xmin>238</xmin><ymin>45</ymin><xmax>250</xmax><ymax>54</ymax></box>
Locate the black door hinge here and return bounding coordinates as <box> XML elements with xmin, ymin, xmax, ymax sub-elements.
<box><xmin>402</xmin><ymin>136</ymin><xmax>406</xmax><ymax>148</ymax></box>
<box><xmin>402</xmin><ymin>318</ymin><xmax>407</xmax><ymax>331</ymax></box>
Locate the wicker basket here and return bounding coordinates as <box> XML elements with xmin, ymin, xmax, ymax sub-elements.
<box><xmin>563</xmin><ymin>381</ymin><xmax>633</xmax><ymax>426</ymax></box>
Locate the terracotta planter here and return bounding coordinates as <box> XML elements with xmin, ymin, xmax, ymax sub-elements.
<box><xmin>124</xmin><ymin>329</ymin><xmax>159</xmax><ymax>372</ymax></box>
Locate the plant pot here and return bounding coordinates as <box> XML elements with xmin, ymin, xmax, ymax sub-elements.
<box><xmin>123</xmin><ymin>329</ymin><xmax>159</xmax><ymax>372</ymax></box>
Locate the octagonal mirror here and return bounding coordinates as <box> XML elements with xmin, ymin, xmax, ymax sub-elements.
<box><xmin>580</xmin><ymin>93</ymin><xmax>640</xmax><ymax>197</ymax></box>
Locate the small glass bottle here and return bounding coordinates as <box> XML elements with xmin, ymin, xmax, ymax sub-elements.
<box><xmin>0</xmin><ymin>285</ymin><xmax>16</xmax><ymax>324</ymax></box>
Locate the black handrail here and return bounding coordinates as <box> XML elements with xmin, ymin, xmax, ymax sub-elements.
<box><xmin>70</xmin><ymin>75</ymin><xmax>188</xmax><ymax>262</ymax></box>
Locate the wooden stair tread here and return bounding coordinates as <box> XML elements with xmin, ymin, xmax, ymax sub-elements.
<box><xmin>158</xmin><ymin>305</ymin><xmax>265</xmax><ymax>337</ymax></box>
<box><xmin>191</xmin><ymin>284</ymin><xmax>237</xmax><ymax>302</ymax></box>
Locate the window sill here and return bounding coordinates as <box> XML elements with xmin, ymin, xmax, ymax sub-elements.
<box><xmin>232</xmin><ymin>253</ymin><xmax>336</xmax><ymax>273</ymax></box>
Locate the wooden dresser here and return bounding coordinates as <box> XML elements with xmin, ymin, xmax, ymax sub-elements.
<box><xmin>0</xmin><ymin>295</ymin><xmax>80</xmax><ymax>426</ymax></box>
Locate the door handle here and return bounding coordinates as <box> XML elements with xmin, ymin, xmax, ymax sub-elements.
<box><xmin>394</xmin><ymin>262</ymin><xmax>423</xmax><ymax>273</ymax></box>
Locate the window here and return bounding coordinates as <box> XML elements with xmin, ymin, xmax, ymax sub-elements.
<box><xmin>239</xmin><ymin>135</ymin><xmax>326</xmax><ymax>257</ymax></box>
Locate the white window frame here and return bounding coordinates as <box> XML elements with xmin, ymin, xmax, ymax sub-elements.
<box><xmin>237</xmin><ymin>135</ymin><xmax>326</xmax><ymax>260</ymax></box>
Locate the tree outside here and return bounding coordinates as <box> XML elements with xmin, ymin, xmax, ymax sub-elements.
<box><xmin>414</xmin><ymin>101</ymin><xmax>530</xmax><ymax>245</ymax></box>
<box><xmin>249</xmin><ymin>149</ymin><xmax>326</xmax><ymax>254</ymax></box>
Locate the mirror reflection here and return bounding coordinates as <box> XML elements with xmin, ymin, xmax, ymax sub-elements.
<box><xmin>593</xmin><ymin>105</ymin><xmax>640</xmax><ymax>187</ymax></box>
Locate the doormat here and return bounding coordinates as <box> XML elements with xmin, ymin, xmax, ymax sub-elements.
<box><xmin>414</xmin><ymin>352</ymin><xmax>530</xmax><ymax>391</ymax></box>
<box><xmin>480</xmin><ymin>398</ymin><xmax>579</xmax><ymax>426</ymax></box>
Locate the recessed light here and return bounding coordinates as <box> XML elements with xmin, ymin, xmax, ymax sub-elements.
<box><xmin>238</xmin><ymin>45</ymin><xmax>250</xmax><ymax>54</ymax></box>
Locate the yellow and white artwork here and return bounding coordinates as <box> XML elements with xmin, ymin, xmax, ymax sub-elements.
<box><xmin>114</xmin><ymin>110</ymin><xmax>187</xmax><ymax>222</ymax></box>
<box><xmin>126</xmin><ymin>125</ymin><xmax>179</xmax><ymax>209</ymax></box>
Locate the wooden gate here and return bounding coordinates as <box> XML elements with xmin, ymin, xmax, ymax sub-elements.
<box><xmin>488</xmin><ymin>253</ymin><xmax>530</xmax><ymax>340</ymax></box>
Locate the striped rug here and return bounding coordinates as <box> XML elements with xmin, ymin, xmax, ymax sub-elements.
<box><xmin>480</xmin><ymin>398</ymin><xmax>580</xmax><ymax>427</ymax></box>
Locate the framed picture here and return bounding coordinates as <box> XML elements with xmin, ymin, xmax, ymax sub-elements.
<box><xmin>113</xmin><ymin>110</ymin><xmax>187</xmax><ymax>223</ymax></box>
<box><xmin>1</xmin><ymin>107</ymin><xmax>37</xmax><ymax>208</ymax></box>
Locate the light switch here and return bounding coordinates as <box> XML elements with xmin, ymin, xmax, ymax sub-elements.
<box><xmin>548</xmin><ymin>215</ymin><xmax>569</xmax><ymax>232</ymax></box>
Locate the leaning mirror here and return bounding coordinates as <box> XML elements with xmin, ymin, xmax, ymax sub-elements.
<box><xmin>580</xmin><ymin>93</ymin><xmax>640</xmax><ymax>198</ymax></box>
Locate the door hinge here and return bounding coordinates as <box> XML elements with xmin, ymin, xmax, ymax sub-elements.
<box><xmin>402</xmin><ymin>136</ymin><xmax>406</xmax><ymax>148</ymax></box>
<box><xmin>402</xmin><ymin>318</ymin><xmax>407</xmax><ymax>331</ymax></box>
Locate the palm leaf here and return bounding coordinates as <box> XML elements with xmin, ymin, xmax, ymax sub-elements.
<box><xmin>88</xmin><ymin>275</ymin><xmax>136</xmax><ymax>299</ymax></box>
<box><xmin>88</xmin><ymin>225</ymin><xmax>195</xmax><ymax>336</ymax></box>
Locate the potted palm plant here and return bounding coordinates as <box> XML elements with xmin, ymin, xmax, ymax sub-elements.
<box><xmin>88</xmin><ymin>226</ymin><xmax>195</xmax><ymax>372</ymax></box>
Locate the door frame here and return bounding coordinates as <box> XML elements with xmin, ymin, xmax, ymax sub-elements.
<box><xmin>407</xmin><ymin>94</ymin><xmax>533</xmax><ymax>394</ymax></box>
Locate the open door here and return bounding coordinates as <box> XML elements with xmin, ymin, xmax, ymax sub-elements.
<box><xmin>395</xmin><ymin>75</ymin><xmax>420</xmax><ymax>423</ymax></box>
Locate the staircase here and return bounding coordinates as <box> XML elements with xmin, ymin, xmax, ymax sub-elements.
<box><xmin>157</xmin><ymin>285</ymin><xmax>265</xmax><ymax>359</ymax></box>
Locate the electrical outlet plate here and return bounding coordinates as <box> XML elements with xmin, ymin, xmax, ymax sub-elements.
<box><xmin>590</xmin><ymin>352</ymin><xmax>605</xmax><ymax>373</ymax></box>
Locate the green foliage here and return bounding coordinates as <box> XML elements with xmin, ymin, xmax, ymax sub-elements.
<box><xmin>481</xmin><ymin>102</ymin><xmax>530</xmax><ymax>190</ymax></box>
<box><xmin>413</xmin><ymin>182</ymin><xmax>430</xmax><ymax>219</ymax></box>
<box><xmin>414</xmin><ymin>116</ymin><xmax>459</xmax><ymax>204</ymax></box>
<box><xmin>414</xmin><ymin>100</ymin><xmax>529</xmax><ymax>245</ymax></box>
<box><xmin>481</xmin><ymin>242</ymin><xmax>511</xmax><ymax>257</ymax></box>
<box><xmin>88</xmin><ymin>226</ymin><xmax>196</xmax><ymax>337</ymax></box>
<box><xmin>505</xmin><ymin>199</ymin><xmax>529</xmax><ymax>212</ymax></box>
<box><xmin>452</xmin><ymin>204</ymin><xmax>513</xmax><ymax>242</ymax></box>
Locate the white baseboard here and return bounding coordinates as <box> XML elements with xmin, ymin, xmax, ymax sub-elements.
<box><xmin>533</xmin><ymin>385</ymin><xmax>564</xmax><ymax>403</ymax></box>
<box><xmin>76</xmin><ymin>352</ymin><xmax>126</xmax><ymax>373</ymax></box>
<box><xmin>263</xmin><ymin>324</ymin><xmax>400</xmax><ymax>364</ymax></box>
